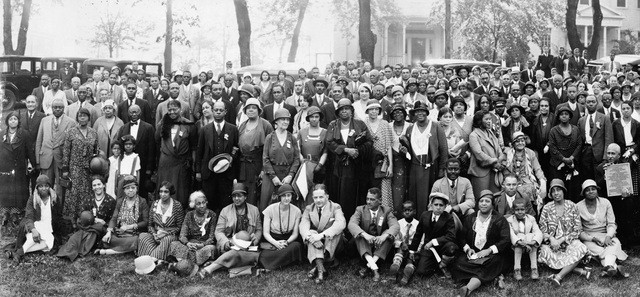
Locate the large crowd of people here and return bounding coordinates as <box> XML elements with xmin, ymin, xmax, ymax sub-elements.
<box><xmin>1</xmin><ymin>49</ymin><xmax>639</xmax><ymax>296</ymax></box>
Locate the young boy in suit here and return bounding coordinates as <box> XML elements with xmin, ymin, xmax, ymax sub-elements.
<box><xmin>507</xmin><ymin>198</ymin><xmax>543</xmax><ymax>280</ymax></box>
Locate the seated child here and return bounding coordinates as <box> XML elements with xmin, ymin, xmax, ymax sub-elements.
<box><xmin>507</xmin><ymin>198</ymin><xmax>543</xmax><ymax>280</ymax></box>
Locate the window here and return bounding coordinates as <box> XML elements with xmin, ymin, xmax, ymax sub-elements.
<box><xmin>637</xmin><ymin>0</ymin><xmax>640</xmax><ymax>8</ymax></box>
<box><xmin>579</xmin><ymin>0</ymin><xmax>589</xmax><ymax>4</ymax></box>
<box><xmin>541</xmin><ymin>29</ymin><xmax>551</xmax><ymax>49</ymax></box>
<box><xmin>617</xmin><ymin>0</ymin><xmax>625</xmax><ymax>7</ymax></box>
<box><xmin>0</xmin><ymin>62</ymin><xmax>10</xmax><ymax>74</ymax></box>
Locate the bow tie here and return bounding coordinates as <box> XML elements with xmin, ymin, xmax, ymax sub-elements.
<box><xmin>131</xmin><ymin>121</ymin><xmax>138</xmax><ymax>126</ymax></box>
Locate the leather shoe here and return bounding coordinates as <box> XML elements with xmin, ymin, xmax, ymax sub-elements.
<box><xmin>441</xmin><ymin>266</ymin><xmax>452</xmax><ymax>279</ymax></box>
<box><xmin>531</xmin><ymin>268</ymin><xmax>539</xmax><ymax>280</ymax></box>
<box><xmin>514</xmin><ymin>268</ymin><xmax>523</xmax><ymax>281</ymax></box>
<box><xmin>617</xmin><ymin>266</ymin><xmax>630</xmax><ymax>278</ymax></box>
<box><xmin>315</xmin><ymin>270</ymin><xmax>325</xmax><ymax>284</ymax></box>
<box><xmin>389</xmin><ymin>261</ymin><xmax>401</xmax><ymax>275</ymax></box>
<box><xmin>456</xmin><ymin>286</ymin><xmax>469</xmax><ymax>297</ymax></box>
<box><xmin>307</xmin><ymin>267</ymin><xmax>317</xmax><ymax>279</ymax></box>
<box><xmin>357</xmin><ymin>267</ymin><xmax>368</xmax><ymax>278</ymax></box>
<box><xmin>372</xmin><ymin>270</ymin><xmax>381</xmax><ymax>282</ymax></box>
<box><xmin>605</xmin><ymin>265</ymin><xmax>617</xmax><ymax>277</ymax></box>
<box><xmin>398</xmin><ymin>276</ymin><xmax>409</xmax><ymax>286</ymax></box>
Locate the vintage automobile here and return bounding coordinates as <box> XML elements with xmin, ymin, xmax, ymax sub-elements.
<box><xmin>0</xmin><ymin>55</ymin><xmax>43</xmax><ymax>102</ymax></box>
<box><xmin>40</xmin><ymin>57</ymin><xmax>87</xmax><ymax>80</ymax></box>
<box><xmin>235</xmin><ymin>62</ymin><xmax>309</xmax><ymax>84</ymax></box>
<box><xmin>116</xmin><ymin>60</ymin><xmax>163</xmax><ymax>78</ymax></box>
<box><xmin>421</xmin><ymin>58</ymin><xmax>501</xmax><ymax>73</ymax></box>
<box><xmin>80</xmin><ymin>58</ymin><xmax>117</xmax><ymax>83</ymax></box>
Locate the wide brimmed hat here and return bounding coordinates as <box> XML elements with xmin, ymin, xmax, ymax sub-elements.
<box><xmin>524</xmin><ymin>81</ymin><xmax>536</xmax><ymax>90</ymax></box>
<box><xmin>621</xmin><ymin>81</ymin><xmax>633</xmax><ymax>90</ymax></box>
<box><xmin>170</xmin><ymin>260</ymin><xmax>199</xmax><ymax>277</ymax></box>
<box><xmin>391</xmin><ymin>85</ymin><xmax>405</xmax><ymax>96</ymax></box>
<box><xmin>238</xmin><ymin>84</ymin><xmax>256</xmax><ymax>98</ymax></box>
<box><xmin>208</xmin><ymin>153</ymin><xmax>233</xmax><ymax>173</ymax></box>
<box><xmin>277</xmin><ymin>184</ymin><xmax>296</xmax><ymax>197</ymax></box>
<box><xmin>232</xmin><ymin>231</ymin><xmax>252</xmax><ymax>249</ymax></box>
<box><xmin>511</xmin><ymin>131</ymin><xmax>526</xmax><ymax>143</ymax></box>
<box><xmin>121</xmin><ymin>175</ymin><xmax>138</xmax><ymax>189</ymax></box>
<box><xmin>434</xmin><ymin>89</ymin><xmax>448</xmax><ymax>100</ymax></box>
<box><xmin>365</xmin><ymin>99</ymin><xmax>382</xmax><ymax>114</ymax></box>
<box><xmin>449</xmin><ymin>97</ymin><xmax>468</xmax><ymax>110</ymax></box>
<box><xmin>314</xmin><ymin>79</ymin><xmax>329</xmax><ymax>89</ymax></box>
<box><xmin>231</xmin><ymin>183</ymin><xmax>248</xmax><ymax>195</ymax></box>
<box><xmin>538</xmin><ymin>78</ymin><xmax>549</xmax><ymax>86</ymax></box>
<box><xmin>429</xmin><ymin>192</ymin><xmax>450</xmax><ymax>205</ymax></box>
<box><xmin>305</xmin><ymin>106</ymin><xmax>323</xmax><ymax>121</ymax></box>
<box><xmin>548</xmin><ymin>179</ymin><xmax>567</xmax><ymax>198</ymax></box>
<box><xmin>243</xmin><ymin>98</ymin><xmax>262</xmax><ymax>114</ymax></box>
<box><xmin>410</xmin><ymin>101</ymin><xmax>430</xmax><ymax>116</ymax></box>
<box><xmin>580</xmin><ymin>179</ymin><xmax>600</xmax><ymax>196</ymax></box>
<box><xmin>478</xmin><ymin>190</ymin><xmax>495</xmax><ymax>202</ymax></box>
<box><xmin>200</xmin><ymin>82</ymin><xmax>212</xmax><ymax>92</ymax></box>
<box><xmin>555</xmin><ymin>105</ymin><xmax>574</xmax><ymax>120</ymax></box>
<box><xmin>335</xmin><ymin>98</ymin><xmax>354</xmax><ymax>116</ymax></box>
<box><xmin>406</xmin><ymin>78</ymin><xmax>419</xmax><ymax>88</ymax></box>
<box><xmin>391</xmin><ymin>103</ymin><xmax>407</xmax><ymax>117</ymax></box>
<box><xmin>336</xmin><ymin>76</ymin><xmax>349</xmax><ymax>84</ymax></box>
<box><xmin>489</xmin><ymin>87</ymin><xmax>501</xmax><ymax>95</ymax></box>
<box><xmin>274</xmin><ymin>108</ymin><xmax>291</xmax><ymax>122</ymax></box>
<box><xmin>134</xmin><ymin>256</ymin><xmax>156</xmax><ymax>275</ymax></box>
<box><xmin>36</xmin><ymin>174</ymin><xmax>51</xmax><ymax>187</ymax></box>
<box><xmin>507</xmin><ymin>104</ymin><xmax>526</xmax><ymax>115</ymax></box>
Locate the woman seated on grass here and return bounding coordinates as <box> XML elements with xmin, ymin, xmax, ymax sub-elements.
<box><xmin>95</xmin><ymin>175</ymin><xmax>149</xmax><ymax>255</ymax></box>
<box><xmin>199</xmin><ymin>183</ymin><xmax>262</xmax><ymax>278</ymax></box>
<box><xmin>10</xmin><ymin>175</ymin><xmax>63</xmax><ymax>264</ymax></box>
<box><xmin>538</xmin><ymin>179</ymin><xmax>591</xmax><ymax>286</ymax></box>
<box><xmin>452</xmin><ymin>190</ymin><xmax>511</xmax><ymax>297</ymax></box>
<box><xmin>168</xmin><ymin>191</ymin><xmax>218</xmax><ymax>266</ymax></box>
<box><xmin>258</xmin><ymin>184</ymin><xmax>303</xmax><ymax>271</ymax></box>
<box><xmin>577</xmin><ymin>180</ymin><xmax>629</xmax><ymax>278</ymax></box>
<box><xmin>137</xmin><ymin>181</ymin><xmax>185</xmax><ymax>260</ymax></box>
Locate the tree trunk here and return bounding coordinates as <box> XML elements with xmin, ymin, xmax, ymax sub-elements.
<box><xmin>444</xmin><ymin>0</ymin><xmax>452</xmax><ymax>58</ymax></box>
<box><xmin>566</xmin><ymin>0</ymin><xmax>580</xmax><ymax>50</ymax></box>
<box><xmin>164</xmin><ymin>0</ymin><xmax>173</xmax><ymax>74</ymax></box>
<box><xmin>234</xmin><ymin>0</ymin><xmax>252</xmax><ymax>67</ymax></box>
<box><xmin>3</xmin><ymin>0</ymin><xmax>32</xmax><ymax>55</ymax></box>
<box><xmin>585</xmin><ymin>0</ymin><xmax>602</xmax><ymax>59</ymax></box>
<box><xmin>287</xmin><ymin>0</ymin><xmax>309</xmax><ymax>63</ymax></box>
<box><xmin>358</xmin><ymin>0</ymin><xmax>377</xmax><ymax>66</ymax></box>
<box><xmin>566</xmin><ymin>0</ymin><xmax>602</xmax><ymax>59</ymax></box>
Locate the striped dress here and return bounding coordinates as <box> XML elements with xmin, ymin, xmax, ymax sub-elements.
<box><xmin>137</xmin><ymin>199</ymin><xmax>184</xmax><ymax>260</ymax></box>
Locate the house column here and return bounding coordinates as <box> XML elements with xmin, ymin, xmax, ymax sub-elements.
<box><xmin>617</xmin><ymin>27</ymin><xmax>621</xmax><ymax>41</ymax></box>
<box><xmin>402</xmin><ymin>24</ymin><xmax>407</xmax><ymax>65</ymax></box>
<box><xmin>384</xmin><ymin>22</ymin><xmax>390</xmax><ymax>66</ymax></box>
<box><xmin>583</xmin><ymin>25</ymin><xmax>588</xmax><ymax>46</ymax></box>
<box><xmin>603</xmin><ymin>26</ymin><xmax>607</xmax><ymax>55</ymax></box>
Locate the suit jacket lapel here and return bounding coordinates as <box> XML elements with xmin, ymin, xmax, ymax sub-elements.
<box><xmin>317</xmin><ymin>203</ymin><xmax>331</xmax><ymax>231</ymax></box>
<box><xmin>362</xmin><ymin>206</ymin><xmax>371</xmax><ymax>231</ymax></box>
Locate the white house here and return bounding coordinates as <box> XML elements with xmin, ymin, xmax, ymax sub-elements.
<box><xmin>332</xmin><ymin>0</ymin><xmax>640</xmax><ymax>66</ymax></box>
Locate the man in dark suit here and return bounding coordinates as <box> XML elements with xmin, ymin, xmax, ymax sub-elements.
<box><xmin>320</xmin><ymin>85</ymin><xmax>343</xmax><ymax>128</ymax></box>
<box><xmin>261</xmin><ymin>85</ymin><xmax>297</xmax><ymax>132</ymax></box>
<box><xmin>63</xmin><ymin>77</ymin><xmax>81</xmax><ymax>104</ymax></box>
<box><xmin>209</xmin><ymin>81</ymin><xmax>237</xmax><ymax>125</ymax></box>
<box><xmin>520</xmin><ymin>60</ymin><xmax>536</xmax><ymax>83</ymax></box>
<box><xmin>552</xmin><ymin>47</ymin><xmax>567</xmax><ymax>75</ymax></box>
<box><xmin>107</xmin><ymin>73</ymin><xmax>125</xmax><ymax>104</ymax></box>
<box><xmin>567</xmin><ymin>48</ymin><xmax>586</xmax><ymax>78</ymax></box>
<box><xmin>115</xmin><ymin>105</ymin><xmax>156</xmax><ymax>199</ymax></box>
<box><xmin>31</xmin><ymin>74</ymin><xmax>50</xmax><ymax>113</ymax></box>
<box><xmin>457</xmin><ymin>68</ymin><xmax>477</xmax><ymax>90</ymax></box>
<box><xmin>404</xmin><ymin>193</ymin><xmax>458</xmax><ymax>284</ymax></box>
<box><xmin>493</xmin><ymin>174</ymin><xmax>535</xmax><ymax>218</ymax></box>
<box><xmin>310</xmin><ymin>79</ymin><xmax>331</xmax><ymax>107</ymax></box>
<box><xmin>472</xmin><ymin>71</ymin><xmax>492</xmax><ymax>95</ymax></box>
<box><xmin>611</xmin><ymin>104</ymin><xmax>640</xmax><ymax>159</ymax></box>
<box><xmin>221</xmin><ymin>73</ymin><xmax>241</xmax><ymax>108</ymax></box>
<box><xmin>348</xmin><ymin>187</ymin><xmax>400</xmax><ymax>282</ymax></box>
<box><xmin>195</xmin><ymin>101</ymin><xmax>239</xmax><ymax>213</ymax></box>
<box><xmin>143</xmin><ymin>75</ymin><xmax>169</xmax><ymax>125</ymax></box>
<box><xmin>536</xmin><ymin>46</ymin><xmax>554</xmax><ymax>78</ymax></box>
<box><xmin>597</xmin><ymin>93</ymin><xmax>621</xmax><ymax>123</ymax></box>
<box><xmin>58</xmin><ymin>59</ymin><xmax>77</xmax><ymax>89</ymax></box>
<box><xmin>117</xmin><ymin>82</ymin><xmax>152</xmax><ymax>124</ymax></box>
<box><xmin>20</xmin><ymin>95</ymin><xmax>46</xmax><ymax>192</ymax></box>
<box><xmin>510</xmin><ymin>69</ymin><xmax>526</xmax><ymax>92</ymax></box>
<box><xmin>578</xmin><ymin>95</ymin><xmax>614</xmax><ymax>181</ymax></box>
<box><xmin>304</xmin><ymin>67</ymin><xmax>321</xmax><ymax>97</ymax></box>
<box><xmin>543</xmin><ymin>74</ymin><xmax>567</xmax><ymax>113</ymax></box>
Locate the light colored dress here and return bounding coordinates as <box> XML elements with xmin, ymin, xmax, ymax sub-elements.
<box><xmin>576</xmin><ymin>198</ymin><xmax>628</xmax><ymax>265</ymax></box>
<box><xmin>365</xmin><ymin>118</ymin><xmax>394</xmax><ymax>208</ymax></box>
<box><xmin>538</xmin><ymin>200</ymin><xmax>588</xmax><ymax>269</ymax></box>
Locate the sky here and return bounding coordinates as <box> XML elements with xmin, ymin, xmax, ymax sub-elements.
<box><xmin>5</xmin><ymin>0</ymin><xmax>336</xmax><ymax>74</ymax></box>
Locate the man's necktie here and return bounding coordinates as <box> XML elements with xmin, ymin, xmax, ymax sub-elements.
<box><xmin>216</xmin><ymin>123</ymin><xmax>221</xmax><ymax>134</ymax></box>
<box><xmin>403</xmin><ymin>223</ymin><xmax>411</xmax><ymax>245</ymax></box>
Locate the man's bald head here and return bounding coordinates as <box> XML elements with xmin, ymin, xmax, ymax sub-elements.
<box><xmin>607</xmin><ymin>143</ymin><xmax>621</xmax><ymax>155</ymax></box>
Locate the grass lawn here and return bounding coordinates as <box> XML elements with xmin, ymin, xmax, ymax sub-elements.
<box><xmin>1</xmin><ymin>238</ymin><xmax>639</xmax><ymax>297</ymax></box>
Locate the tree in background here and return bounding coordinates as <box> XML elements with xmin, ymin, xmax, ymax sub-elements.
<box><xmin>255</xmin><ymin>0</ymin><xmax>309</xmax><ymax>63</ymax></box>
<box><xmin>430</xmin><ymin>0</ymin><xmax>564</xmax><ymax>65</ymax></box>
<box><xmin>566</xmin><ymin>0</ymin><xmax>602</xmax><ymax>60</ymax></box>
<box><xmin>90</xmin><ymin>12</ymin><xmax>152</xmax><ymax>58</ymax></box>
<box><xmin>233</xmin><ymin>0</ymin><xmax>251</xmax><ymax>67</ymax></box>
<box><xmin>151</xmin><ymin>0</ymin><xmax>199</xmax><ymax>73</ymax></box>
<box><xmin>358</xmin><ymin>0</ymin><xmax>376</xmax><ymax>65</ymax></box>
<box><xmin>614</xmin><ymin>30</ymin><xmax>640</xmax><ymax>55</ymax></box>
<box><xmin>3</xmin><ymin>0</ymin><xmax>33</xmax><ymax>55</ymax></box>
